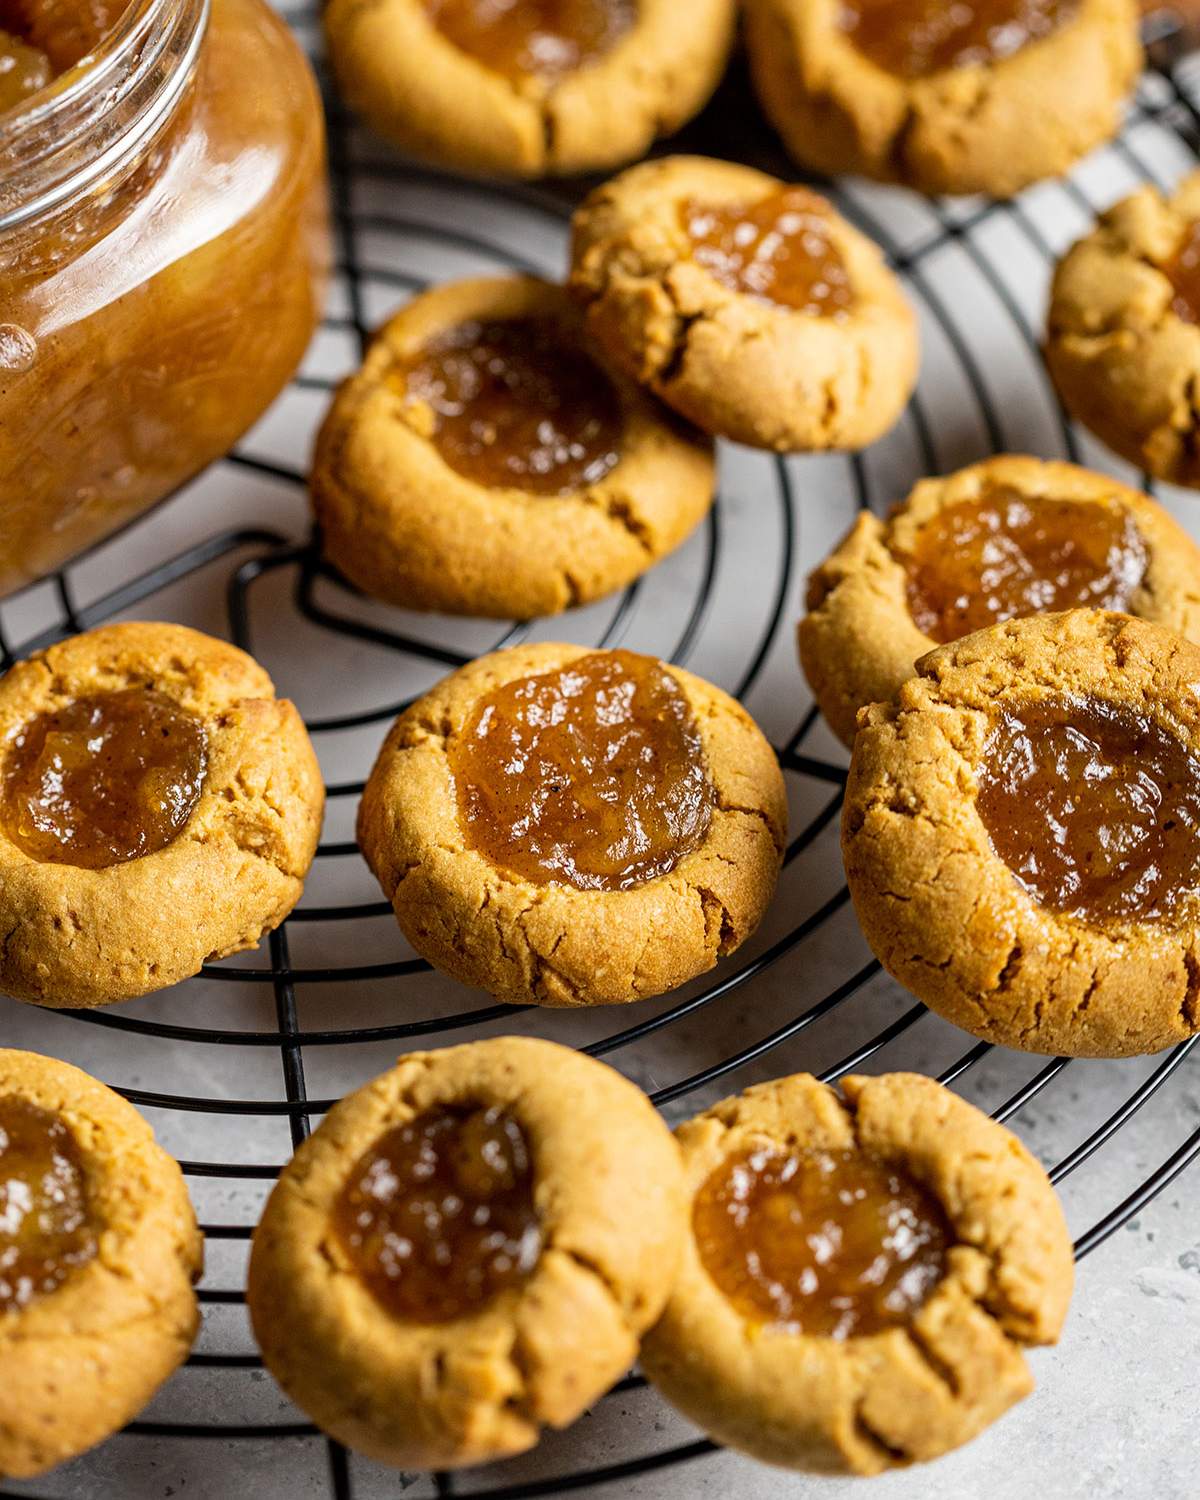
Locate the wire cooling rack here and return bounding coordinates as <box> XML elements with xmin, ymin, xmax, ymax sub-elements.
<box><xmin>5</xmin><ymin>10</ymin><xmax>1200</xmax><ymax>1500</ymax></box>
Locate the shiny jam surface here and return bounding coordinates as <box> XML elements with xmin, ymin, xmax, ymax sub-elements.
<box><xmin>2</xmin><ymin>688</ymin><xmax>208</xmax><ymax>869</ymax></box>
<box><xmin>0</xmin><ymin>1096</ymin><xmax>97</xmax><ymax>1314</ymax></box>
<box><xmin>838</xmin><ymin>0</ymin><xmax>1076</xmax><ymax>78</ymax></box>
<box><xmin>681</xmin><ymin>189</ymin><xmax>855</xmax><ymax>317</ymax></box>
<box><xmin>1163</xmin><ymin>220</ymin><xmax>1200</xmax><ymax>325</ymax></box>
<box><xmin>332</xmin><ymin>1105</ymin><xmax>541</xmax><ymax>1323</ymax></box>
<box><xmin>421</xmin><ymin>0</ymin><xmax>635</xmax><ymax>83</ymax></box>
<box><xmin>448</xmin><ymin>649</ymin><xmax>715</xmax><ymax>891</ymax></box>
<box><xmin>977</xmin><ymin>697</ymin><xmax>1200</xmax><ymax>922</ymax></box>
<box><xmin>695</xmin><ymin>1145</ymin><xmax>950</xmax><ymax>1338</ymax></box>
<box><xmin>398</xmin><ymin>318</ymin><xmax>624</xmax><ymax>496</ymax></box>
<box><xmin>898</xmin><ymin>487</ymin><xmax>1148</xmax><ymax>644</ymax></box>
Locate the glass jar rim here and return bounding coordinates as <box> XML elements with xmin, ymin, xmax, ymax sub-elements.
<box><xmin>0</xmin><ymin>0</ymin><xmax>209</xmax><ymax>234</ymax></box>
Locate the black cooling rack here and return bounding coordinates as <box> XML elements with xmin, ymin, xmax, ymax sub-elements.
<box><xmin>6</xmin><ymin>12</ymin><xmax>1200</xmax><ymax>1499</ymax></box>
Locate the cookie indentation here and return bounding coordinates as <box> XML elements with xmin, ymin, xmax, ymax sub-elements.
<box><xmin>421</xmin><ymin>0</ymin><xmax>636</xmax><ymax>83</ymax></box>
<box><xmin>838</xmin><ymin>0</ymin><xmax>1076</xmax><ymax>79</ymax></box>
<box><xmin>448</xmin><ymin>648</ymin><xmax>714</xmax><ymax>891</ymax></box>
<box><xmin>0</xmin><ymin>1096</ymin><xmax>97</xmax><ymax>1313</ymax></box>
<box><xmin>2</xmin><ymin>688</ymin><xmax>208</xmax><ymax>870</ymax></box>
<box><xmin>896</xmin><ymin>487</ymin><xmax>1147</xmax><ymax>644</ymax></box>
<box><xmin>395</xmin><ymin>317</ymin><xmax>623</xmax><ymax>496</ymax></box>
<box><xmin>693</xmin><ymin>1143</ymin><xmax>949</xmax><ymax>1338</ymax></box>
<box><xmin>977</xmin><ymin>695</ymin><xmax>1200</xmax><ymax>923</ymax></box>
<box><xmin>333</xmin><ymin>1104</ymin><xmax>541</xmax><ymax>1323</ymax></box>
<box><xmin>681</xmin><ymin>188</ymin><xmax>855</xmax><ymax>317</ymax></box>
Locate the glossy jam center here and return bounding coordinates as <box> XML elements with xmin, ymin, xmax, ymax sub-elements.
<box><xmin>1163</xmin><ymin>220</ymin><xmax>1200</xmax><ymax>325</ymax></box>
<box><xmin>448</xmin><ymin>649</ymin><xmax>715</xmax><ymax>891</ymax></box>
<box><xmin>695</xmin><ymin>1145</ymin><xmax>950</xmax><ymax>1338</ymax></box>
<box><xmin>0</xmin><ymin>1096</ymin><xmax>97</xmax><ymax>1314</ymax></box>
<box><xmin>422</xmin><ymin>0</ymin><xmax>635</xmax><ymax>82</ymax></box>
<box><xmin>977</xmin><ymin>697</ymin><xmax>1200</xmax><ymax>922</ymax></box>
<box><xmin>682</xmin><ymin>189</ymin><xmax>856</xmax><ymax>317</ymax></box>
<box><xmin>838</xmin><ymin>0</ymin><xmax>1075</xmax><ymax>78</ymax></box>
<box><xmin>332</xmin><ymin>1105</ymin><xmax>541</xmax><ymax>1323</ymax></box>
<box><xmin>397</xmin><ymin>318</ymin><xmax>623</xmax><ymax>496</ymax></box>
<box><xmin>898</xmin><ymin>488</ymin><xmax>1148</xmax><ymax>644</ymax></box>
<box><xmin>0</xmin><ymin>0</ymin><xmax>124</xmax><ymax>111</ymax></box>
<box><xmin>2</xmin><ymin>688</ymin><xmax>208</xmax><ymax>870</ymax></box>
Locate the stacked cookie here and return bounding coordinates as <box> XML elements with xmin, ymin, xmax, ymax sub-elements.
<box><xmin>313</xmin><ymin>157</ymin><xmax>921</xmax><ymax>621</ymax></box>
<box><xmin>800</xmin><ymin>453</ymin><xmax>1200</xmax><ymax>1057</ymax></box>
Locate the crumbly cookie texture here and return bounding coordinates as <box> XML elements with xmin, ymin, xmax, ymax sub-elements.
<box><xmin>1047</xmin><ymin>173</ymin><xmax>1200</xmax><ymax>485</ymax></box>
<box><xmin>843</xmin><ymin>609</ymin><xmax>1200</xmax><ymax>1057</ymax></box>
<box><xmin>311</xmin><ymin>276</ymin><xmax>715</xmax><ymax>619</ymax></box>
<box><xmin>0</xmin><ymin>622</ymin><xmax>324</xmax><ymax>1008</ymax></box>
<box><xmin>743</xmin><ymin>0</ymin><xmax>1140</xmax><ymax>198</ymax></box>
<box><xmin>357</xmin><ymin>642</ymin><xmax>786</xmax><ymax>1008</ymax></box>
<box><xmin>569</xmin><ymin>156</ymin><xmax>918</xmax><ymax>452</ymax></box>
<box><xmin>0</xmin><ymin>1048</ymin><xmax>202</xmax><ymax>1479</ymax></box>
<box><xmin>323</xmin><ymin>0</ymin><xmax>735</xmax><ymax>178</ymax></box>
<box><xmin>248</xmin><ymin>1037</ymin><xmax>687</xmax><ymax>1469</ymax></box>
<box><xmin>801</xmin><ymin>456</ymin><xmax>1200</xmax><ymax>747</ymax></box>
<box><xmin>641</xmin><ymin>1070</ymin><xmax>1072</xmax><ymax>1475</ymax></box>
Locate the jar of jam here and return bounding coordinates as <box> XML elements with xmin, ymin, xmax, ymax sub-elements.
<box><xmin>0</xmin><ymin>0</ymin><xmax>329</xmax><ymax>597</ymax></box>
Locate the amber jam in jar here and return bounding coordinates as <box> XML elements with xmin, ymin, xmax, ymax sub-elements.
<box><xmin>681</xmin><ymin>190</ymin><xmax>855</xmax><ymax>317</ymax></box>
<box><xmin>332</xmin><ymin>1105</ymin><xmax>542</xmax><ymax>1323</ymax></box>
<box><xmin>0</xmin><ymin>1096</ymin><xmax>98</xmax><ymax>1313</ymax></box>
<box><xmin>421</xmin><ymin>0</ymin><xmax>636</xmax><ymax>84</ymax></box>
<box><xmin>2</xmin><ymin>688</ymin><xmax>207</xmax><ymax>869</ymax></box>
<box><xmin>896</xmin><ymin>487</ymin><xmax>1148</xmax><ymax>644</ymax></box>
<box><xmin>838</xmin><ymin>0</ymin><xmax>1076</xmax><ymax>78</ymax></box>
<box><xmin>694</xmin><ymin>1144</ymin><xmax>950</xmax><ymax>1338</ymax></box>
<box><xmin>1163</xmin><ymin>220</ymin><xmax>1200</xmax><ymax>324</ymax></box>
<box><xmin>977</xmin><ymin>697</ymin><xmax>1200</xmax><ymax>923</ymax></box>
<box><xmin>0</xmin><ymin>0</ymin><xmax>329</xmax><ymax>598</ymax></box>
<box><xmin>396</xmin><ymin>318</ymin><xmax>624</xmax><ymax>496</ymax></box>
<box><xmin>448</xmin><ymin>650</ymin><xmax>715</xmax><ymax>891</ymax></box>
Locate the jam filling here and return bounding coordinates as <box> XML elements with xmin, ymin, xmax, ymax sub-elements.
<box><xmin>2</xmin><ymin>687</ymin><xmax>208</xmax><ymax>870</ymax></box>
<box><xmin>397</xmin><ymin>317</ymin><xmax>623</xmax><ymax>496</ymax></box>
<box><xmin>838</xmin><ymin>0</ymin><xmax>1076</xmax><ymax>78</ymax></box>
<box><xmin>681</xmin><ymin>189</ymin><xmax>856</xmax><ymax>317</ymax></box>
<box><xmin>0</xmin><ymin>0</ymin><xmax>124</xmax><ymax>112</ymax></box>
<box><xmin>421</xmin><ymin>0</ymin><xmax>635</xmax><ymax>83</ymax></box>
<box><xmin>1163</xmin><ymin>220</ymin><xmax>1200</xmax><ymax>325</ymax></box>
<box><xmin>332</xmin><ymin>1105</ymin><xmax>541</xmax><ymax>1323</ymax></box>
<box><xmin>977</xmin><ymin>697</ymin><xmax>1200</xmax><ymax>922</ymax></box>
<box><xmin>694</xmin><ymin>1144</ymin><xmax>950</xmax><ymax>1338</ymax></box>
<box><xmin>897</xmin><ymin>487</ymin><xmax>1148</xmax><ymax>644</ymax></box>
<box><xmin>0</xmin><ymin>1096</ymin><xmax>97</xmax><ymax>1314</ymax></box>
<box><xmin>448</xmin><ymin>649</ymin><xmax>715</xmax><ymax>892</ymax></box>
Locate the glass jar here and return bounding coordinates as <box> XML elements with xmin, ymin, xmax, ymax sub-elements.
<box><xmin>0</xmin><ymin>0</ymin><xmax>330</xmax><ymax>596</ymax></box>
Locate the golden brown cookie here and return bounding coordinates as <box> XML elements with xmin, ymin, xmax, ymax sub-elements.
<box><xmin>247</xmin><ymin>1036</ymin><xmax>686</xmax><ymax>1469</ymax></box>
<box><xmin>641</xmin><ymin>1070</ymin><xmax>1073</xmax><ymax>1475</ymax></box>
<box><xmin>312</xmin><ymin>276</ymin><xmax>715</xmax><ymax>619</ymax></box>
<box><xmin>324</xmin><ymin>0</ymin><xmax>735</xmax><ymax>179</ymax></box>
<box><xmin>0</xmin><ymin>622</ymin><xmax>324</xmax><ymax>1008</ymax></box>
<box><xmin>357</xmin><ymin>642</ymin><xmax>786</xmax><ymax>1007</ymax></box>
<box><xmin>0</xmin><ymin>1048</ymin><xmax>202</xmax><ymax>1478</ymax></box>
<box><xmin>744</xmin><ymin>0</ymin><xmax>1141</xmax><ymax>198</ymax></box>
<box><xmin>844</xmin><ymin>609</ymin><xmax>1200</xmax><ymax>1057</ymax></box>
<box><xmin>801</xmin><ymin>456</ymin><xmax>1200</xmax><ymax>746</ymax></box>
<box><xmin>569</xmin><ymin>156</ymin><xmax>919</xmax><ymax>452</ymax></box>
<box><xmin>1046</xmin><ymin>173</ymin><xmax>1200</xmax><ymax>486</ymax></box>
